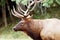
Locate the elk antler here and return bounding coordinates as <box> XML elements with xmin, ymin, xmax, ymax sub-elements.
<box><xmin>11</xmin><ymin>7</ymin><xmax>24</xmax><ymax>18</ymax></box>
<box><xmin>11</xmin><ymin>0</ymin><xmax>42</xmax><ymax>18</ymax></box>
<box><xmin>25</xmin><ymin>0</ymin><xmax>43</xmax><ymax>16</ymax></box>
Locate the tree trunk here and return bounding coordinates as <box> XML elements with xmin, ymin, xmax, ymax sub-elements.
<box><xmin>6</xmin><ymin>0</ymin><xmax>15</xmax><ymax>24</ymax></box>
<box><xmin>2</xmin><ymin>5</ymin><xmax>7</xmax><ymax>27</ymax></box>
<box><xmin>8</xmin><ymin>5</ymin><xmax>15</xmax><ymax>24</ymax></box>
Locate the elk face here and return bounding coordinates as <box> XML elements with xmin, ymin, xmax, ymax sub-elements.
<box><xmin>13</xmin><ymin>15</ymin><xmax>32</xmax><ymax>31</ymax></box>
<box><xmin>13</xmin><ymin>19</ymin><xmax>26</xmax><ymax>31</ymax></box>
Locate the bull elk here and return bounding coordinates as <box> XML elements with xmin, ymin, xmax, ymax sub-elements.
<box><xmin>11</xmin><ymin>0</ymin><xmax>60</xmax><ymax>40</ymax></box>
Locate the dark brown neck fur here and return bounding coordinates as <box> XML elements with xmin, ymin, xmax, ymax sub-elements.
<box><xmin>25</xmin><ymin>19</ymin><xmax>43</xmax><ymax>40</ymax></box>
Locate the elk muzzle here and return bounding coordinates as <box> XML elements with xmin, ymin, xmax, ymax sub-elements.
<box><xmin>13</xmin><ymin>27</ymin><xmax>18</xmax><ymax>31</ymax></box>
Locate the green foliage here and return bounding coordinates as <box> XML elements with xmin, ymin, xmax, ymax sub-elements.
<box><xmin>0</xmin><ymin>0</ymin><xmax>6</xmax><ymax>6</ymax></box>
<box><xmin>56</xmin><ymin>0</ymin><xmax>60</xmax><ymax>5</ymax></box>
<box><xmin>42</xmin><ymin>0</ymin><xmax>60</xmax><ymax>7</ymax></box>
<box><xmin>42</xmin><ymin>0</ymin><xmax>53</xmax><ymax>7</ymax></box>
<box><xmin>11</xmin><ymin>0</ymin><xmax>28</xmax><ymax>5</ymax></box>
<box><xmin>11</xmin><ymin>0</ymin><xmax>16</xmax><ymax>1</ymax></box>
<box><xmin>21</xmin><ymin>0</ymin><xmax>28</xmax><ymax>5</ymax></box>
<box><xmin>11</xmin><ymin>0</ymin><xmax>60</xmax><ymax>7</ymax></box>
<box><xmin>0</xmin><ymin>23</ymin><xmax>32</xmax><ymax>40</ymax></box>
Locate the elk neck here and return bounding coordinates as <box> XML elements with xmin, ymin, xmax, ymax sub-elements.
<box><xmin>24</xmin><ymin>19</ymin><xmax>43</xmax><ymax>40</ymax></box>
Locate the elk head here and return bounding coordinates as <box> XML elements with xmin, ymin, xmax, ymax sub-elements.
<box><xmin>11</xmin><ymin>0</ymin><xmax>42</xmax><ymax>31</ymax></box>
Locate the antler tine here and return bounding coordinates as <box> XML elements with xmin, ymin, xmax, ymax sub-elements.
<box><xmin>19</xmin><ymin>0</ymin><xmax>25</xmax><ymax>13</ymax></box>
<box><xmin>13</xmin><ymin>6</ymin><xmax>24</xmax><ymax>17</ymax></box>
<box><xmin>18</xmin><ymin>5</ymin><xmax>25</xmax><ymax>13</ymax></box>
<box><xmin>25</xmin><ymin>0</ymin><xmax>43</xmax><ymax>16</ymax></box>
<box><xmin>11</xmin><ymin>10</ymin><xmax>20</xmax><ymax>18</ymax></box>
<box><xmin>17</xmin><ymin>5</ymin><xmax>24</xmax><ymax>15</ymax></box>
<box><xmin>37</xmin><ymin>0</ymin><xmax>43</xmax><ymax>3</ymax></box>
<box><xmin>18</xmin><ymin>4</ymin><xmax>25</xmax><ymax>13</ymax></box>
<box><xmin>30</xmin><ymin>0</ymin><xmax>43</xmax><ymax>11</ymax></box>
<box><xmin>11</xmin><ymin>7</ymin><xmax>24</xmax><ymax>18</ymax></box>
<box><xmin>30</xmin><ymin>0</ymin><xmax>37</xmax><ymax>12</ymax></box>
<box><xmin>23</xmin><ymin>0</ymin><xmax>35</xmax><ymax>16</ymax></box>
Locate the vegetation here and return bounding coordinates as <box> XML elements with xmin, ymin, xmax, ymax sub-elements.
<box><xmin>0</xmin><ymin>0</ymin><xmax>60</xmax><ymax>40</ymax></box>
<box><xmin>0</xmin><ymin>23</ymin><xmax>32</xmax><ymax>40</ymax></box>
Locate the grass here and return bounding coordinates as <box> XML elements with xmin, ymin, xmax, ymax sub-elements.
<box><xmin>0</xmin><ymin>23</ymin><xmax>32</xmax><ymax>40</ymax></box>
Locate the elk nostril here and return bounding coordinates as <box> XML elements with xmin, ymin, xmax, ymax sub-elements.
<box><xmin>13</xmin><ymin>28</ymin><xmax>17</xmax><ymax>31</ymax></box>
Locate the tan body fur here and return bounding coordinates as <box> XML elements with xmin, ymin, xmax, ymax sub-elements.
<box><xmin>40</xmin><ymin>18</ymin><xmax>60</xmax><ymax>40</ymax></box>
<box><xmin>14</xmin><ymin>18</ymin><xmax>60</xmax><ymax>40</ymax></box>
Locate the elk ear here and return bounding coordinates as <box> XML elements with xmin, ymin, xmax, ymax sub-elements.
<box><xmin>25</xmin><ymin>15</ymin><xmax>33</xmax><ymax>22</ymax></box>
<box><xmin>26</xmin><ymin>15</ymin><xmax>33</xmax><ymax>19</ymax></box>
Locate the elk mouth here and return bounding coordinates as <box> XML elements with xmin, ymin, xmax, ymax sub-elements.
<box><xmin>13</xmin><ymin>28</ymin><xmax>24</xmax><ymax>32</ymax></box>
